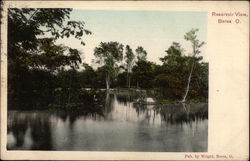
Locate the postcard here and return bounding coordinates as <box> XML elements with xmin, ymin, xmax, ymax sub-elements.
<box><xmin>0</xmin><ymin>1</ymin><xmax>249</xmax><ymax>160</ymax></box>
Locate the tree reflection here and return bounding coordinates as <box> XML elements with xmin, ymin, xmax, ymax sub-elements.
<box><xmin>158</xmin><ymin>103</ymin><xmax>208</xmax><ymax>124</ymax></box>
<box><xmin>8</xmin><ymin>113</ymin><xmax>28</xmax><ymax>147</ymax></box>
<box><xmin>29</xmin><ymin>114</ymin><xmax>53</xmax><ymax>150</ymax></box>
<box><xmin>7</xmin><ymin>112</ymin><xmax>53</xmax><ymax>150</ymax></box>
<box><xmin>132</xmin><ymin>102</ymin><xmax>207</xmax><ymax>125</ymax></box>
<box><xmin>7</xmin><ymin>90</ymin><xmax>208</xmax><ymax>151</ymax></box>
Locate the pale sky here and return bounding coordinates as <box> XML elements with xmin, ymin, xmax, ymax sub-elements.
<box><xmin>56</xmin><ymin>10</ymin><xmax>207</xmax><ymax>66</ymax></box>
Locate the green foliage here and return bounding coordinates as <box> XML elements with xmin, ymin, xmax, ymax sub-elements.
<box><xmin>184</xmin><ymin>29</ymin><xmax>205</xmax><ymax>56</ymax></box>
<box><xmin>7</xmin><ymin>10</ymin><xmax>208</xmax><ymax>111</ymax></box>
<box><xmin>51</xmin><ymin>88</ymin><xmax>106</xmax><ymax>110</ymax></box>
<box><xmin>135</xmin><ymin>46</ymin><xmax>147</xmax><ymax>61</ymax></box>
<box><xmin>79</xmin><ymin>63</ymin><xmax>98</xmax><ymax>88</ymax></box>
<box><xmin>116</xmin><ymin>72</ymin><xmax>127</xmax><ymax>88</ymax></box>
<box><xmin>160</xmin><ymin>42</ymin><xmax>184</xmax><ymax>65</ymax></box>
<box><xmin>125</xmin><ymin>45</ymin><xmax>135</xmax><ymax>72</ymax></box>
<box><xmin>8</xmin><ymin>8</ymin><xmax>91</xmax><ymax>72</ymax></box>
<box><xmin>156</xmin><ymin>41</ymin><xmax>208</xmax><ymax>100</ymax></box>
<box><xmin>132</xmin><ymin>60</ymin><xmax>156</xmax><ymax>88</ymax></box>
<box><xmin>181</xmin><ymin>29</ymin><xmax>206</xmax><ymax>102</ymax></box>
<box><xmin>124</xmin><ymin>45</ymin><xmax>135</xmax><ymax>88</ymax></box>
<box><xmin>94</xmin><ymin>41</ymin><xmax>124</xmax><ymax>89</ymax></box>
<box><xmin>8</xmin><ymin>8</ymin><xmax>91</xmax><ymax>109</ymax></box>
<box><xmin>94</xmin><ymin>41</ymin><xmax>124</xmax><ymax>65</ymax></box>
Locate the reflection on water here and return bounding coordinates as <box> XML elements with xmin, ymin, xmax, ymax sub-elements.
<box><xmin>7</xmin><ymin>91</ymin><xmax>208</xmax><ymax>151</ymax></box>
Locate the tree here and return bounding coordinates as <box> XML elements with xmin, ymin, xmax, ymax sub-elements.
<box><xmin>28</xmin><ymin>39</ymin><xmax>83</xmax><ymax>72</ymax></box>
<box><xmin>132</xmin><ymin>46</ymin><xmax>150</xmax><ymax>88</ymax></box>
<box><xmin>79</xmin><ymin>63</ymin><xmax>97</xmax><ymax>88</ymax></box>
<box><xmin>7</xmin><ymin>8</ymin><xmax>91</xmax><ymax>109</ymax></box>
<box><xmin>160</xmin><ymin>42</ymin><xmax>184</xmax><ymax>65</ymax></box>
<box><xmin>181</xmin><ymin>29</ymin><xmax>205</xmax><ymax>102</ymax></box>
<box><xmin>124</xmin><ymin>45</ymin><xmax>135</xmax><ymax>88</ymax></box>
<box><xmin>156</xmin><ymin>41</ymin><xmax>207</xmax><ymax>100</ymax></box>
<box><xmin>8</xmin><ymin>8</ymin><xmax>91</xmax><ymax>72</ymax></box>
<box><xmin>135</xmin><ymin>46</ymin><xmax>147</xmax><ymax>61</ymax></box>
<box><xmin>156</xmin><ymin>42</ymin><xmax>187</xmax><ymax>99</ymax></box>
<box><xmin>94</xmin><ymin>41</ymin><xmax>124</xmax><ymax>90</ymax></box>
<box><xmin>132</xmin><ymin>60</ymin><xmax>155</xmax><ymax>89</ymax></box>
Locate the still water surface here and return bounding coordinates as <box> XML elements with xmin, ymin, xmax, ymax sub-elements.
<box><xmin>7</xmin><ymin>91</ymin><xmax>208</xmax><ymax>151</ymax></box>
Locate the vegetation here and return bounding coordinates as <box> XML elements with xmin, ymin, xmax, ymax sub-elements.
<box><xmin>93</xmin><ymin>41</ymin><xmax>124</xmax><ymax>90</ymax></box>
<box><xmin>8</xmin><ymin>8</ymin><xmax>208</xmax><ymax>110</ymax></box>
<box><xmin>124</xmin><ymin>45</ymin><xmax>135</xmax><ymax>88</ymax></box>
<box><xmin>182</xmin><ymin>29</ymin><xmax>206</xmax><ymax>102</ymax></box>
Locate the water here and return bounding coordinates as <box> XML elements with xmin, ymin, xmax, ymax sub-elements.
<box><xmin>7</xmin><ymin>91</ymin><xmax>208</xmax><ymax>152</ymax></box>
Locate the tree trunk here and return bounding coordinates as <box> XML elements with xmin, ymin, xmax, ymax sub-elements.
<box><xmin>105</xmin><ymin>92</ymin><xmax>110</xmax><ymax>112</ymax></box>
<box><xmin>127</xmin><ymin>72</ymin><xmax>131</xmax><ymax>89</ymax></box>
<box><xmin>106</xmin><ymin>74</ymin><xmax>110</xmax><ymax>90</ymax></box>
<box><xmin>127</xmin><ymin>72</ymin><xmax>129</xmax><ymax>88</ymax></box>
<box><xmin>127</xmin><ymin>65</ymin><xmax>131</xmax><ymax>89</ymax></box>
<box><xmin>128</xmin><ymin>75</ymin><xmax>131</xmax><ymax>88</ymax></box>
<box><xmin>68</xmin><ymin>71</ymin><xmax>72</xmax><ymax>103</ymax></box>
<box><xmin>182</xmin><ymin>62</ymin><xmax>194</xmax><ymax>102</ymax></box>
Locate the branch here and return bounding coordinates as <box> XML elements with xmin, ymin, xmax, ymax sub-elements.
<box><xmin>26</xmin><ymin>9</ymin><xmax>38</xmax><ymax>25</ymax></box>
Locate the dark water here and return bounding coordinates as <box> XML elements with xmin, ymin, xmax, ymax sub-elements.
<box><xmin>7</xmin><ymin>91</ymin><xmax>208</xmax><ymax>152</ymax></box>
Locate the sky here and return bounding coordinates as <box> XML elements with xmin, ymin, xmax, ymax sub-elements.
<box><xmin>56</xmin><ymin>10</ymin><xmax>207</xmax><ymax>66</ymax></box>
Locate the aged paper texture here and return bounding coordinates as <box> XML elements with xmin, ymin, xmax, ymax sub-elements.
<box><xmin>0</xmin><ymin>1</ymin><xmax>249</xmax><ymax>160</ymax></box>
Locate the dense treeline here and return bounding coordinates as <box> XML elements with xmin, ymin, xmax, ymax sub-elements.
<box><xmin>8</xmin><ymin>8</ymin><xmax>208</xmax><ymax>110</ymax></box>
<box><xmin>78</xmin><ymin>41</ymin><xmax>208</xmax><ymax>101</ymax></box>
